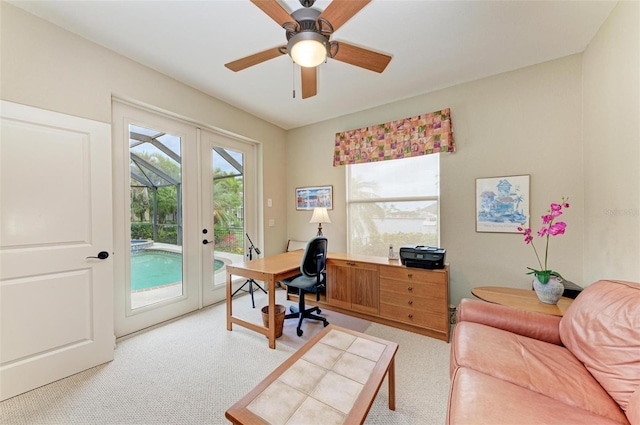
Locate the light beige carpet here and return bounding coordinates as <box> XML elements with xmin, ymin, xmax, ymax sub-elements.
<box><xmin>0</xmin><ymin>288</ymin><xmax>450</xmax><ymax>424</ymax></box>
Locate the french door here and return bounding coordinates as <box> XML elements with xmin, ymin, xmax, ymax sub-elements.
<box><xmin>200</xmin><ymin>129</ymin><xmax>258</xmax><ymax>307</ymax></box>
<box><xmin>113</xmin><ymin>102</ymin><xmax>200</xmax><ymax>337</ymax></box>
<box><xmin>113</xmin><ymin>101</ymin><xmax>258</xmax><ymax>336</ymax></box>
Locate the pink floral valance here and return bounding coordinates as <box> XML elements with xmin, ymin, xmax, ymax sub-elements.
<box><xmin>333</xmin><ymin>108</ymin><xmax>455</xmax><ymax>166</ymax></box>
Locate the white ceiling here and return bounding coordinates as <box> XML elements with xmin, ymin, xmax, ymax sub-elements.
<box><xmin>11</xmin><ymin>0</ymin><xmax>617</xmax><ymax>130</ymax></box>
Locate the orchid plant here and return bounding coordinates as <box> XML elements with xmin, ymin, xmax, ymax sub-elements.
<box><xmin>517</xmin><ymin>197</ymin><xmax>570</xmax><ymax>284</ymax></box>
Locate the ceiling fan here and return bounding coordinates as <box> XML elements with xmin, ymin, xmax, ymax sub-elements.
<box><xmin>224</xmin><ymin>0</ymin><xmax>392</xmax><ymax>99</ymax></box>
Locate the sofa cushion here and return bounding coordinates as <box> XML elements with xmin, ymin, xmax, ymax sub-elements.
<box><xmin>457</xmin><ymin>298</ymin><xmax>562</xmax><ymax>345</ymax></box>
<box><xmin>447</xmin><ymin>367</ymin><xmax>626</xmax><ymax>425</ymax></box>
<box><xmin>452</xmin><ymin>321</ymin><xmax>629</xmax><ymax>423</ymax></box>
<box><xmin>560</xmin><ymin>280</ymin><xmax>640</xmax><ymax>411</ymax></box>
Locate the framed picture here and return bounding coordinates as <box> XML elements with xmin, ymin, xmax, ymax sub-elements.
<box><xmin>296</xmin><ymin>185</ymin><xmax>333</xmax><ymax>210</ymax></box>
<box><xmin>476</xmin><ymin>175</ymin><xmax>530</xmax><ymax>233</ymax></box>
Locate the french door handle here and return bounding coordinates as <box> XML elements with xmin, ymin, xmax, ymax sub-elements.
<box><xmin>87</xmin><ymin>251</ymin><xmax>109</xmax><ymax>260</ymax></box>
<box><xmin>203</xmin><ymin>239</ymin><xmax>213</xmax><ymax>245</ymax></box>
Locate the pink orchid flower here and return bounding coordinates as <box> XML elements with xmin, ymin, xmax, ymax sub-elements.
<box><xmin>548</xmin><ymin>222</ymin><xmax>567</xmax><ymax>236</ymax></box>
<box><xmin>518</xmin><ymin>197</ymin><xmax>570</xmax><ymax>282</ymax></box>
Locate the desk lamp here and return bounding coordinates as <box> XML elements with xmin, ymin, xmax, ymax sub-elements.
<box><xmin>310</xmin><ymin>207</ymin><xmax>331</xmax><ymax>236</ymax></box>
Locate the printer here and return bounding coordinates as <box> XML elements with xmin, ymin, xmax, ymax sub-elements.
<box><xmin>399</xmin><ymin>245</ymin><xmax>446</xmax><ymax>269</ymax></box>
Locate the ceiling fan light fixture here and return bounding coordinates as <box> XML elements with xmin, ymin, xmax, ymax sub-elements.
<box><xmin>288</xmin><ymin>31</ymin><xmax>328</xmax><ymax>68</ymax></box>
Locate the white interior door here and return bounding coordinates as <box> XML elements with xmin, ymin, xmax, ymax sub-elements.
<box><xmin>200</xmin><ymin>129</ymin><xmax>259</xmax><ymax>307</ymax></box>
<box><xmin>0</xmin><ymin>101</ymin><xmax>114</xmax><ymax>401</ymax></box>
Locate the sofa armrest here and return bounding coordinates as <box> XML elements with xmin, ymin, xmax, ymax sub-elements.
<box><xmin>458</xmin><ymin>298</ymin><xmax>563</xmax><ymax>345</ymax></box>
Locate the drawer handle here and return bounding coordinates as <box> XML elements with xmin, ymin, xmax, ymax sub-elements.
<box><xmin>407</xmin><ymin>287</ymin><xmax>413</xmax><ymax>292</ymax></box>
<box><xmin>408</xmin><ymin>300</ymin><xmax>413</xmax><ymax>305</ymax></box>
<box><xmin>407</xmin><ymin>273</ymin><xmax>413</xmax><ymax>278</ymax></box>
<box><xmin>408</xmin><ymin>314</ymin><xmax>414</xmax><ymax>319</ymax></box>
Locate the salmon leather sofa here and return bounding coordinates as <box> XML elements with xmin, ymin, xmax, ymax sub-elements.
<box><xmin>448</xmin><ymin>279</ymin><xmax>640</xmax><ymax>424</ymax></box>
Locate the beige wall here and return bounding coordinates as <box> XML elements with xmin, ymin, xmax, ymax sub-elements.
<box><xmin>582</xmin><ymin>0</ymin><xmax>640</xmax><ymax>283</ymax></box>
<box><xmin>287</xmin><ymin>55</ymin><xmax>585</xmax><ymax>305</ymax></box>
<box><xmin>0</xmin><ymin>2</ymin><xmax>288</xmax><ymax>255</ymax></box>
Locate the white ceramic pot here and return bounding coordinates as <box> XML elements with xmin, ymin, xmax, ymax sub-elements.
<box><xmin>533</xmin><ymin>274</ymin><xmax>564</xmax><ymax>304</ymax></box>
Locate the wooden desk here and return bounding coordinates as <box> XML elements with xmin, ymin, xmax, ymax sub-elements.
<box><xmin>471</xmin><ymin>286</ymin><xmax>573</xmax><ymax>316</ymax></box>
<box><xmin>225</xmin><ymin>325</ymin><xmax>398</xmax><ymax>425</ymax></box>
<box><xmin>227</xmin><ymin>251</ymin><xmax>450</xmax><ymax>348</ymax></box>
<box><xmin>226</xmin><ymin>250</ymin><xmax>303</xmax><ymax>349</ymax></box>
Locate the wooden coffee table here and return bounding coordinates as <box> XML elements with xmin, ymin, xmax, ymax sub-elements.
<box><xmin>471</xmin><ymin>286</ymin><xmax>573</xmax><ymax>316</ymax></box>
<box><xmin>225</xmin><ymin>324</ymin><xmax>398</xmax><ymax>425</ymax></box>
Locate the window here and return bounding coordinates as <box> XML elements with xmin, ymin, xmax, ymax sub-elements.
<box><xmin>347</xmin><ymin>154</ymin><xmax>439</xmax><ymax>257</ymax></box>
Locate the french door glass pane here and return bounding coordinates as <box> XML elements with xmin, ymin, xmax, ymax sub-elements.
<box><xmin>129</xmin><ymin>124</ymin><xmax>183</xmax><ymax>308</ymax></box>
<box><xmin>212</xmin><ymin>147</ymin><xmax>246</xmax><ymax>286</ymax></box>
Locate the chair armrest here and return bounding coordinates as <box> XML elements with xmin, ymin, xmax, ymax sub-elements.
<box><xmin>457</xmin><ymin>298</ymin><xmax>563</xmax><ymax>345</ymax></box>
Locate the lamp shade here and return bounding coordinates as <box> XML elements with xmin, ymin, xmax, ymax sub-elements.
<box><xmin>288</xmin><ymin>32</ymin><xmax>328</xmax><ymax>68</ymax></box>
<box><xmin>310</xmin><ymin>207</ymin><xmax>331</xmax><ymax>224</ymax></box>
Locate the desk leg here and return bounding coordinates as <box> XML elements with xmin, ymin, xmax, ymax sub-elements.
<box><xmin>267</xmin><ymin>277</ymin><xmax>276</xmax><ymax>349</ymax></box>
<box><xmin>226</xmin><ymin>270</ymin><xmax>233</xmax><ymax>331</ymax></box>
<box><xmin>388</xmin><ymin>357</ymin><xmax>396</xmax><ymax>411</ymax></box>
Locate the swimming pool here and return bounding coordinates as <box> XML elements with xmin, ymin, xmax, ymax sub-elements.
<box><xmin>131</xmin><ymin>251</ymin><xmax>224</xmax><ymax>291</ymax></box>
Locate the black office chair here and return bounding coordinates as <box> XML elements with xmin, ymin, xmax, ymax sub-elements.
<box><xmin>281</xmin><ymin>236</ymin><xmax>329</xmax><ymax>337</ymax></box>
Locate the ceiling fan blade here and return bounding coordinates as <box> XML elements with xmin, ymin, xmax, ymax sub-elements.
<box><xmin>301</xmin><ymin>66</ymin><xmax>317</xmax><ymax>99</ymax></box>
<box><xmin>319</xmin><ymin>0</ymin><xmax>371</xmax><ymax>31</ymax></box>
<box><xmin>224</xmin><ymin>47</ymin><xmax>284</xmax><ymax>72</ymax></box>
<box><xmin>332</xmin><ymin>42</ymin><xmax>391</xmax><ymax>73</ymax></box>
<box><xmin>250</xmin><ymin>0</ymin><xmax>294</xmax><ymax>26</ymax></box>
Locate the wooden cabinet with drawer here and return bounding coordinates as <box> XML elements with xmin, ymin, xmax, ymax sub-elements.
<box><xmin>326</xmin><ymin>259</ymin><xmax>379</xmax><ymax>315</ymax></box>
<box><xmin>379</xmin><ymin>265</ymin><xmax>449</xmax><ymax>339</ymax></box>
<box><xmin>290</xmin><ymin>252</ymin><xmax>450</xmax><ymax>342</ymax></box>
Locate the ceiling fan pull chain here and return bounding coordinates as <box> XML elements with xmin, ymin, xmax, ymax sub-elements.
<box><xmin>292</xmin><ymin>62</ymin><xmax>296</xmax><ymax>98</ymax></box>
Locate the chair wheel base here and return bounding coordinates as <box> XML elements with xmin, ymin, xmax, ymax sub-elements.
<box><xmin>296</xmin><ymin>328</ymin><xmax>303</xmax><ymax>337</ymax></box>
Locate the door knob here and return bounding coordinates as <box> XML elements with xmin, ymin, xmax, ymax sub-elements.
<box><xmin>203</xmin><ymin>239</ymin><xmax>214</xmax><ymax>245</ymax></box>
<box><xmin>86</xmin><ymin>251</ymin><xmax>109</xmax><ymax>260</ymax></box>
